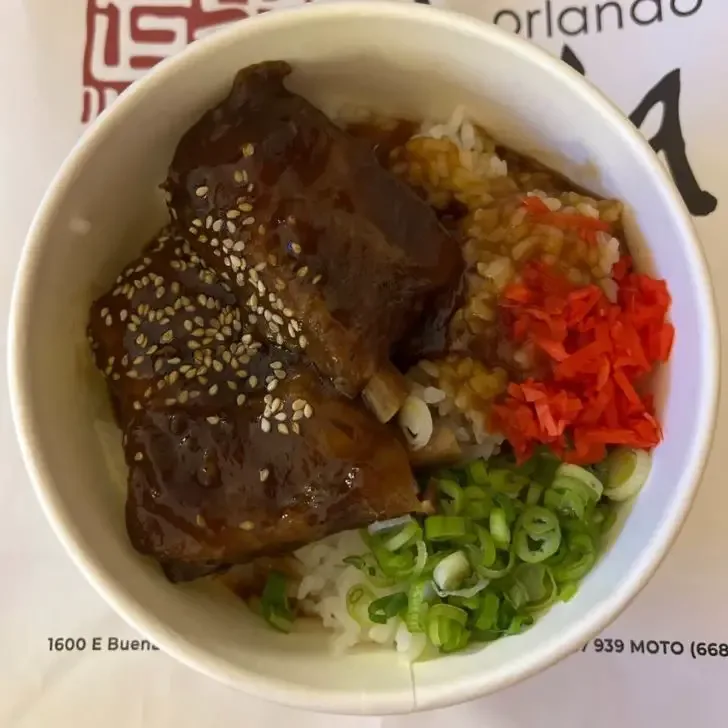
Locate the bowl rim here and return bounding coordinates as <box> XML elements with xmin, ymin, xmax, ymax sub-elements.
<box><xmin>8</xmin><ymin>0</ymin><xmax>721</xmax><ymax>715</ymax></box>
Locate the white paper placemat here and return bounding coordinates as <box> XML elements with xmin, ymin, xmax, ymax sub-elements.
<box><xmin>1</xmin><ymin>1</ymin><xmax>726</xmax><ymax>725</ymax></box>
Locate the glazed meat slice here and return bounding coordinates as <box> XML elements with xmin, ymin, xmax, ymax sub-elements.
<box><xmin>164</xmin><ymin>60</ymin><xmax>462</xmax><ymax>419</ymax></box>
<box><xmin>88</xmin><ymin>228</ymin><xmax>421</xmax><ymax>581</ymax></box>
<box><xmin>125</xmin><ymin>369</ymin><xmax>419</xmax><ymax>580</ymax></box>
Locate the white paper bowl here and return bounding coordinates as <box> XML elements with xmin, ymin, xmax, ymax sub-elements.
<box><xmin>8</xmin><ymin>1</ymin><xmax>719</xmax><ymax>715</ymax></box>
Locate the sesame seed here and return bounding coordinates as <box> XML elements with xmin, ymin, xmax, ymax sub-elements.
<box><xmin>274</xmin><ymin>412</ymin><xmax>287</xmax><ymax>422</ymax></box>
<box><xmin>277</xmin><ymin>423</ymin><xmax>289</xmax><ymax>435</ymax></box>
<box><xmin>312</xmin><ymin>274</ymin><xmax>323</xmax><ymax>285</ymax></box>
<box><xmin>105</xmin><ymin>314</ymin><xmax>113</xmax><ymax>326</ymax></box>
<box><xmin>192</xmin><ymin>218</ymin><xmax>203</xmax><ymax>228</ymax></box>
<box><xmin>234</xmin><ymin>170</ymin><xmax>244</xmax><ymax>184</ymax></box>
<box><xmin>239</xmin><ymin>202</ymin><xmax>253</xmax><ymax>212</ymax></box>
<box><xmin>304</xmin><ymin>403</ymin><xmax>313</xmax><ymax>418</ymax></box>
<box><xmin>283</xmin><ymin>308</ymin><xmax>294</xmax><ymax>318</ymax></box>
<box><xmin>274</xmin><ymin>369</ymin><xmax>286</xmax><ymax>380</ymax></box>
<box><xmin>248</xmin><ymin>314</ymin><xmax>258</xmax><ymax>324</ymax></box>
<box><xmin>236</xmin><ymin>394</ymin><xmax>247</xmax><ymax>406</ymax></box>
<box><xmin>120</xmin><ymin>310</ymin><xmax>128</xmax><ymax>322</ymax></box>
<box><xmin>195</xmin><ymin>186</ymin><xmax>209</xmax><ymax>198</ymax></box>
<box><xmin>239</xmin><ymin>520</ymin><xmax>255</xmax><ymax>531</ymax></box>
<box><xmin>212</xmin><ymin>219</ymin><xmax>223</xmax><ymax>233</ymax></box>
<box><xmin>233</xmin><ymin>241</ymin><xmax>245</xmax><ymax>253</ymax></box>
<box><xmin>297</xmin><ymin>266</ymin><xmax>309</xmax><ymax>278</ymax></box>
<box><xmin>227</xmin><ymin>210</ymin><xmax>241</xmax><ymax>219</ymax></box>
<box><xmin>299</xmin><ymin>335</ymin><xmax>308</xmax><ymax>348</ymax></box>
<box><xmin>272</xmin><ymin>314</ymin><xmax>284</xmax><ymax>326</ymax></box>
<box><xmin>249</xmin><ymin>376</ymin><xmax>258</xmax><ymax>388</ymax></box>
<box><xmin>291</xmin><ymin>242</ymin><xmax>302</xmax><ymax>255</ymax></box>
<box><xmin>255</xmin><ymin>261</ymin><xmax>267</xmax><ymax>272</ymax></box>
<box><xmin>154</xmin><ymin>359</ymin><xmax>165</xmax><ymax>373</ymax></box>
<box><xmin>133</xmin><ymin>401</ymin><xmax>142</xmax><ymax>410</ymax></box>
<box><xmin>260</xmin><ymin>418</ymin><xmax>271</xmax><ymax>433</ymax></box>
<box><xmin>292</xmin><ymin>410</ymin><xmax>305</xmax><ymax>422</ymax></box>
<box><xmin>292</xmin><ymin>423</ymin><xmax>301</xmax><ymax>435</ymax></box>
<box><xmin>188</xmin><ymin>341</ymin><xmax>201</xmax><ymax>350</ymax></box>
<box><xmin>242</xmin><ymin>143</ymin><xmax>254</xmax><ymax>157</ymax></box>
<box><xmin>230</xmin><ymin>255</ymin><xmax>242</xmax><ymax>270</ymax></box>
<box><xmin>134</xmin><ymin>452</ymin><xmax>144</xmax><ymax>462</ymax></box>
<box><xmin>267</xmin><ymin>379</ymin><xmax>279</xmax><ymax>392</ymax></box>
<box><xmin>178</xmin><ymin>390</ymin><xmax>189</xmax><ymax>404</ymax></box>
<box><xmin>165</xmin><ymin>397</ymin><xmax>177</xmax><ymax>406</ymax></box>
<box><xmin>206</xmin><ymin>415</ymin><xmax>220</xmax><ymax>425</ymax></box>
<box><xmin>259</xmin><ymin>468</ymin><xmax>269</xmax><ymax>483</ymax></box>
<box><xmin>132</xmin><ymin>355</ymin><xmax>144</xmax><ymax>366</ymax></box>
<box><xmin>242</xmin><ymin>216</ymin><xmax>255</xmax><ymax>227</ymax></box>
<box><xmin>292</xmin><ymin>399</ymin><xmax>306</xmax><ymax>411</ymax></box>
<box><xmin>160</xmin><ymin>330</ymin><xmax>174</xmax><ymax>344</ymax></box>
<box><xmin>226</xmin><ymin>221</ymin><xmax>237</xmax><ymax>234</ymax></box>
<box><xmin>196</xmin><ymin>514</ymin><xmax>206</xmax><ymax>527</ymax></box>
<box><xmin>100</xmin><ymin>307</ymin><xmax>110</xmax><ymax>317</ymax></box>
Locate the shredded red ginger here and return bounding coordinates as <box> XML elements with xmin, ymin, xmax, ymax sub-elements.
<box><xmin>490</xmin><ymin>255</ymin><xmax>674</xmax><ymax>465</ymax></box>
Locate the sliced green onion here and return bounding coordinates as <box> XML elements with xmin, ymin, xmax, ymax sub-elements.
<box><xmin>437</xmin><ymin>479</ymin><xmax>465</xmax><ymax>515</ymax></box>
<box><xmin>467</xmin><ymin>459</ymin><xmax>488</xmax><ymax>486</ymax></box>
<box><xmin>488</xmin><ymin>468</ymin><xmax>529</xmax><ymax>497</ymax></box>
<box><xmin>406</xmin><ymin>579</ymin><xmax>431</xmax><ymax>633</ymax></box>
<box><xmin>425</xmin><ymin>515</ymin><xmax>469</xmax><ymax>541</ymax></box>
<box><xmin>260</xmin><ymin>571</ymin><xmax>294</xmax><ymax>633</ymax></box>
<box><xmin>604</xmin><ymin>447</ymin><xmax>651</xmax><ymax>501</ymax></box>
<box><xmin>474</xmin><ymin>591</ymin><xmax>500</xmax><ymax>631</ymax></box>
<box><xmin>474</xmin><ymin>548</ymin><xmax>515</xmax><ymax>579</ymax></box>
<box><xmin>368</xmin><ymin>592</ymin><xmax>408</xmax><ymax>624</ymax></box>
<box><xmin>545</xmin><ymin>476</ymin><xmax>590</xmax><ymax>520</ymax></box>
<box><xmin>343</xmin><ymin>553</ymin><xmax>394</xmax><ymax>588</ymax></box>
<box><xmin>463</xmin><ymin>485</ymin><xmax>492</xmax><ymax>519</ymax></box>
<box><xmin>558</xmin><ymin>582</ymin><xmax>579</xmax><ymax>602</ymax></box>
<box><xmin>433</xmin><ymin>550</ymin><xmax>471</xmax><ymax>592</ymax></box>
<box><xmin>346</xmin><ymin>584</ymin><xmax>376</xmax><ymax>626</ymax></box>
<box><xmin>526</xmin><ymin>483</ymin><xmax>543</xmax><ymax>505</ymax></box>
<box><xmin>557</xmin><ymin>463</ymin><xmax>604</xmax><ymax>500</ymax></box>
<box><xmin>427</xmin><ymin>603</ymin><xmax>469</xmax><ymax>652</ymax></box>
<box><xmin>520</xmin><ymin>506</ymin><xmax>560</xmax><ymax>536</ymax></box>
<box><xmin>514</xmin><ymin>512</ymin><xmax>561</xmax><ymax>563</ymax></box>
<box><xmin>514</xmin><ymin>563</ymin><xmax>558</xmax><ymax>613</ymax></box>
<box><xmin>489</xmin><ymin>508</ymin><xmax>511</xmax><ymax>546</ymax></box>
<box><xmin>382</xmin><ymin>521</ymin><xmax>422</xmax><ymax>552</ymax></box>
<box><xmin>551</xmin><ymin>533</ymin><xmax>596</xmax><ymax>582</ymax></box>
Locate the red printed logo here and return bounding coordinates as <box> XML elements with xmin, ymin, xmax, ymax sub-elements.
<box><xmin>82</xmin><ymin>0</ymin><xmax>310</xmax><ymax>122</ymax></box>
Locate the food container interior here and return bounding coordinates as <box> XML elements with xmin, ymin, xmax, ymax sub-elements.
<box><xmin>12</xmin><ymin>5</ymin><xmax>714</xmax><ymax>714</ymax></box>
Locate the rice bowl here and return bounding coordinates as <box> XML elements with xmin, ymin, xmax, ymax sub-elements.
<box><xmin>9</xmin><ymin>2</ymin><xmax>718</xmax><ymax>714</ymax></box>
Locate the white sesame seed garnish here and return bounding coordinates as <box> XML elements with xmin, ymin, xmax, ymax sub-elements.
<box><xmin>211</xmin><ymin>219</ymin><xmax>222</xmax><ymax>233</ymax></box>
<box><xmin>196</xmin><ymin>186</ymin><xmax>209</xmax><ymax>198</ymax></box>
<box><xmin>226</xmin><ymin>221</ymin><xmax>237</xmax><ymax>234</ymax></box>
<box><xmin>206</xmin><ymin>415</ymin><xmax>220</xmax><ymax>425</ymax></box>
<box><xmin>292</xmin><ymin>423</ymin><xmax>301</xmax><ymax>435</ymax></box>
<box><xmin>242</xmin><ymin>143</ymin><xmax>254</xmax><ymax>157</ymax></box>
<box><xmin>292</xmin><ymin>399</ymin><xmax>306</xmax><ymax>411</ymax></box>
<box><xmin>192</xmin><ymin>218</ymin><xmax>203</xmax><ymax>228</ymax></box>
<box><xmin>196</xmin><ymin>514</ymin><xmax>206</xmax><ymax>527</ymax></box>
<box><xmin>134</xmin><ymin>452</ymin><xmax>144</xmax><ymax>462</ymax></box>
<box><xmin>291</xmin><ymin>243</ymin><xmax>302</xmax><ymax>255</ymax></box>
<box><xmin>274</xmin><ymin>412</ymin><xmax>287</xmax><ymax>422</ymax></box>
<box><xmin>297</xmin><ymin>266</ymin><xmax>309</xmax><ymax>278</ymax></box>
<box><xmin>234</xmin><ymin>170</ymin><xmax>244</xmax><ymax>184</ymax></box>
<box><xmin>165</xmin><ymin>398</ymin><xmax>177</xmax><ymax>406</ymax></box>
<box><xmin>292</xmin><ymin>410</ymin><xmax>305</xmax><ymax>422</ymax></box>
<box><xmin>312</xmin><ymin>274</ymin><xmax>323</xmax><ymax>285</ymax></box>
<box><xmin>242</xmin><ymin>216</ymin><xmax>255</xmax><ymax>227</ymax></box>
<box><xmin>259</xmin><ymin>467</ymin><xmax>269</xmax><ymax>482</ymax></box>
<box><xmin>304</xmin><ymin>403</ymin><xmax>313</xmax><ymax>419</ymax></box>
<box><xmin>260</xmin><ymin>418</ymin><xmax>271</xmax><ymax>433</ymax></box>
<box><xmin>133</xmin><ymin>401</ymin><xmax>142</xmax><ymax>410</ymax></box>
<box><xmin>160</xmin><ymin>330</ymin><xmax>174</xmax><ymax>344</ymax></box>
<box><xmin>239</xmin><ymin>520</ymin><xmax>255</xmax><ymax>531</ymax></box>
<box><xmin>277</xmin><ymin>423</ymin><xmax>289</xmax><ymax>435</ymax></box>
<box><xmin>236</xmin><ymin>394</ymin><xmax>247</xmax><ymax>406</ymax></box>
<box><xmin>188</xmin><ymin>341</ymin><xmax>200</xmax><ymax>350</ymax></box>
<box><xmin>104</xmin><ymin>314</ymin><xmax>113</xmax><ymax>326</ymax></box>
<box><xmin>227</xmin><ymin>210</ymin><xmax>241</xmax><ymax>219</ymax></box>
<box><xmin>249</xmin><ymin>376</ymin><xmax>258</xmax><ymax>388</ymax></box>
<box><xmin>299</xmin><ymin>335</ymin><xmax>308</xmax><ymax>348</ymax></box>
<box><xmin>267</xmin><ymin>379</ymin><xmax>279</xmax><ymax>392</ymax></box>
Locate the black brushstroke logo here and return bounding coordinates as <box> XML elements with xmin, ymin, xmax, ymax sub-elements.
<box><xmin>561</xmin><ymin>45</ymin><xmax>717</xmax><ymax>217</ymax></box>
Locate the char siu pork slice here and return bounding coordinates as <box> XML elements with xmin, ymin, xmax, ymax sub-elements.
<box><xmin>164</xmin><ymin>60</ymin><xmax>463</xmax><ymax>421</ymax></box>
<box><xmin>88</xmin><ymin>228</ymin><xmax>421</xmax><ymax>582</ymax></box>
